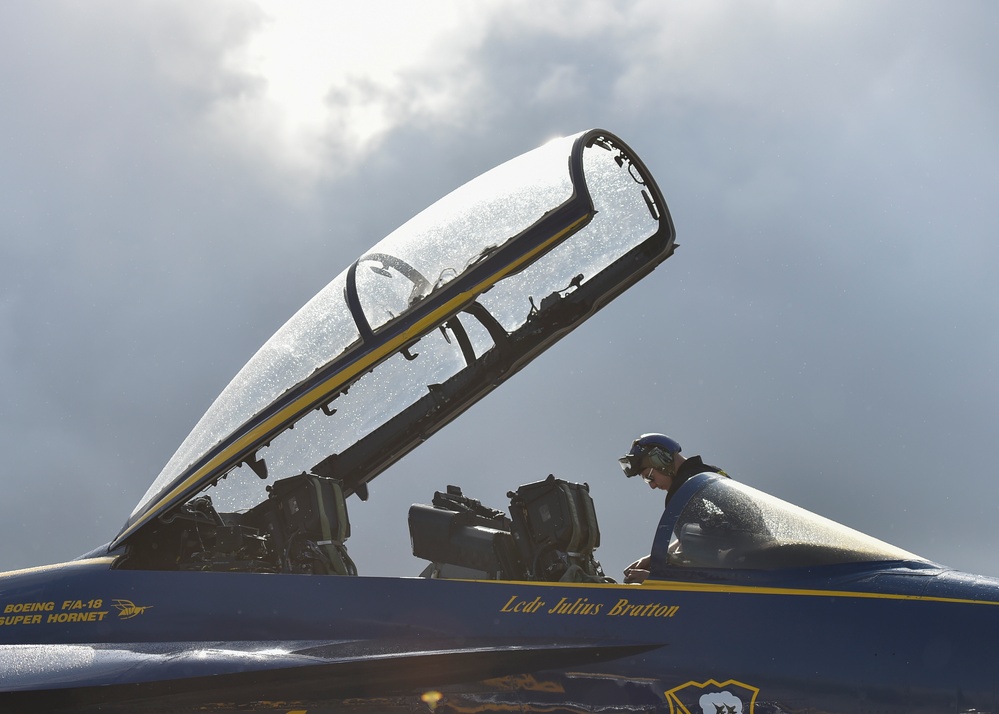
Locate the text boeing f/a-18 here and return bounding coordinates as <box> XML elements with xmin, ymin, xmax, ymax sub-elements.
<box><xmin>1</xmin><ymin>130</ymin><xmax>996</xmax><ymax>713</ymax></box>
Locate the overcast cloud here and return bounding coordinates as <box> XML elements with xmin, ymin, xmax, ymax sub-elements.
<box><xmin>1</xmin><ymin>1</ymin><xmax>997</xmax><ymax>580</ymax></box>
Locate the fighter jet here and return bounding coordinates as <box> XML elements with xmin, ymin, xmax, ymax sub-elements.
<box><xmin>1</xmin><ymin>129</ymin><xmax>995</xmax><ymax>713</ymax></box>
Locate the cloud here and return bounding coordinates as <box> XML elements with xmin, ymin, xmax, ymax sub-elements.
<box><xmin>195</xmin><ymin>1</ymin><xmax>501</xmax><ymax>188</ymax></box>
<box><xmin>700</xmin><ymin>690</ymin><xmax>743</xmax><ymax>714</ymax></box>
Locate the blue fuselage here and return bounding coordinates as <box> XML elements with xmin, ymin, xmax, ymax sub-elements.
<box><xmin>1</xmin><ymin>556</ymin><xmax>996</xmax><ymax>713</ymax></box>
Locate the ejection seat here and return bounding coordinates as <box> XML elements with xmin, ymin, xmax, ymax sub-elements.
<box><xmin>408</xmin><ymin>475</ymin><xmax>613</xmax><ymax>583</ymax></box>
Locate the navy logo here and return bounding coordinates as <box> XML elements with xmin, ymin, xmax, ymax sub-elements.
<box><xmin>112</xmin><ymin>599</ymin><xmax>153</xmax><ymax>620</ymax></box>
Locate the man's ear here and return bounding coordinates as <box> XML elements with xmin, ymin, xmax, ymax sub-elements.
<box><xmin>647</xmin><ymin>447</ymin><xmax>673</xmax><ymax>471</ymax></box>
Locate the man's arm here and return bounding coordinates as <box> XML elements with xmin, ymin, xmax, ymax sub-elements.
<box><xmin>623</xmin><ymin>555</ymin><xmax>651</xmax><ymax>584</ymax></box>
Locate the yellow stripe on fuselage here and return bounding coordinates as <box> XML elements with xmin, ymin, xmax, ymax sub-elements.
<box><xmin>397</xmin><ymin>575</ymin><xmax>999</xmax><ymax>608</ymax></box>
<box><xmin>639</xmin><ymin>577</ymin><xmax>999</xmax><ymax>607</ymax></box>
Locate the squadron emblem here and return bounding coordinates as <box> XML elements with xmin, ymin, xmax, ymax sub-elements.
<box><xmin>665</xmin><ymin>678</ymin><xmax>759</xmax><ymax>714</ymax></box>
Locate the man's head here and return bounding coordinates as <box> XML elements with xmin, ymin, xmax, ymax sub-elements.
<box><xmin>618</xmin><ymin>433</ymin><xmax>683</xmax><ymax>489</ymax></box>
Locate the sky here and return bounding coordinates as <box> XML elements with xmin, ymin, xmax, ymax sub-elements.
<box><xmin>2</xmin><ymin>1</ymin><xmax>997</xmax><ymax>581</ymax></box>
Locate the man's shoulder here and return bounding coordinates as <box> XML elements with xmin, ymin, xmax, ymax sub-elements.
<box><xmin>679</xmin><ymin>455</ymin><xmax>727</xmax><ymax>479</ymax></box>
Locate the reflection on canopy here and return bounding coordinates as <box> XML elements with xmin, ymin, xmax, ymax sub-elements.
<box><xmin>666</xmin><ymin>477</ymin><xmax>927</xmax><ymax>571</ymax></box>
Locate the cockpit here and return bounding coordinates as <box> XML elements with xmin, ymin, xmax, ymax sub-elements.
<box><xmin>112</xmin><ymin>466</ymin><xmax>931</xmax><ymax>583</ymax></box>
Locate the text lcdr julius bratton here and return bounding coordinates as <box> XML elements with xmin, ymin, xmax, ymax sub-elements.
<box><xmin>500</xmin><ymin>595</ymin><xmax>679</xmax><ymax>618</ymax></box>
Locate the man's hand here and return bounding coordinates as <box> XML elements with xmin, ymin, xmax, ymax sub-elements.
<box><xmin>623</xmin><ymin>555</ymin><xmax>651</xmax><ymax>584</ymax></box>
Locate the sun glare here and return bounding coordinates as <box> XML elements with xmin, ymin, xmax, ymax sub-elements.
<box><xmin>212</xmin><ymin>1</ymin><xmax>484</xmax><ymax>186</ymax></box>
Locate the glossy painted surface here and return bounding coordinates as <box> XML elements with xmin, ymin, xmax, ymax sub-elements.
<box><xmin>3</xmin><ymin>476</ymin><xmax>997</xmax><ymax>712</ymax></box>
<box><xmin>1</xmin><ymin>551</ymin><xmax>997</xmax><ymax>712</ymax></box>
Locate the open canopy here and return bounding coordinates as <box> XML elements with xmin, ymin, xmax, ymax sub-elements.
<box><xmin>114</xmin><ymin>130</ymin><xmax>675</xmax><ymax>548</ymax></box>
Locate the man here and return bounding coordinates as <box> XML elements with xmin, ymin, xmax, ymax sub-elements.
<box><xmin>617</xmin><ymin>433</ymin><xmax>727</xmax><ymax>583</ymax></box>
